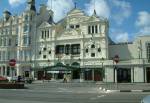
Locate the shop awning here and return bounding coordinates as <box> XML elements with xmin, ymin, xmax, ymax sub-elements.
<box><xmin>43</xmin><ymin>62</ymin><xmax>80</xmax><ymax>71</ymax></box>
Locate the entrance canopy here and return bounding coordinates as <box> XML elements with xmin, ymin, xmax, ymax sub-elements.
<box><xmin>43</xmin><ymin>62</ymin><xmax>80</xmax><ymax>71</ymax></box>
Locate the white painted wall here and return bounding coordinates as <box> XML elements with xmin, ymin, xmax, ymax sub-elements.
<box><xmin>105</xmin><ymin>67</ymin><xmax>114</xmax><ymax>82</ymax></box>
<box><xmin>134</xmin><ymin>66</ymin><xmax>144</xmax><ymax>82</ymax></box>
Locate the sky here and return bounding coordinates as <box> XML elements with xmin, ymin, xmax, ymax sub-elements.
<box><xmin>0</xmin><ymin>0</ymin><xmax>150</xmax><ymax>43</ymax></box>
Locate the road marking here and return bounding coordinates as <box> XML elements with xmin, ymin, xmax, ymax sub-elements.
<box><xmin>97</xmin><ymin>95</ymin><xmax>105</xmax><ymax>98</ymax></box>
<box><xmin>58</xmin><ymin>88</ymin><xmax>67</xmax><ymax>91</ymax></box>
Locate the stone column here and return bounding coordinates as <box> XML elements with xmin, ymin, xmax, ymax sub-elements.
<box><xmin>92</xmin><ymin>69</ymin><xmax>94</xmax><ymax>81</ymax></box>
<box><xmin>115</xmin><ymin>69</ymin><xmax>117</xmax><ymax>83</ymax></box>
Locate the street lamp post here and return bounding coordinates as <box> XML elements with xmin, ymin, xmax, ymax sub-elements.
<box><xmin>101</xmin><ymin>57</ymin><xmax>105</xmax><ymax>82</ymax></box>
<box><xmin>113</xmin><ymin>55</ymin><xmax>119</xmax><ymax>89</ymax></box>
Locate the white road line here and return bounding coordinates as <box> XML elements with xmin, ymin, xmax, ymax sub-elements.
<box><xmin>97</xmin><ymin>95</ymin><xmax>106</xmax><ymax>98</ymax></box>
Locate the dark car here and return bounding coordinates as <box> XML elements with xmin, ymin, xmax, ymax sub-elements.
<box><xmin>141</xmin><ymin>95</ymin><xmax>150</xmax><ymax>103</ymax></box>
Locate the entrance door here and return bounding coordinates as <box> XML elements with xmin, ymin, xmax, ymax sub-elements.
<box><xmin>117</xmin><ymin>68</ymin><xmax>131</xmax><ymax>83</ymax></box>
<box><xmin>37</xmin><ymin>71</ymin><xmax>44</xmax><ymax>80</ymax></box>
<box><xmin>85</xmin><ymin>69</ymin><xmax>92</xmax><ymax>80</ymax></box>
<box><xmin>146</xmin><ymin>67</ymin><xmax>150</xmax><ymax>83</ymax></box>
<box><xmin>73</xmin><ymin>70</ymin><xmax>80</xmax><ymax>79</ymax></box>
<box><xmin>94</xmin><ymin>70</ymin><xmax>102</xmax><ymax>81</ymax></box>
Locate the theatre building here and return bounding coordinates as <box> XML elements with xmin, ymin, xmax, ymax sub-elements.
<box><xmin>0</xmin><ymin>0</ymin><xmax>150</xmax><ymax>83</ymax></box>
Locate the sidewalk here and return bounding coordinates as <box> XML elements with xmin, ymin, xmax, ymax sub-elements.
<box><xmin>97</xmin><ymin>83</ymin><xmax>150</xmax><ymax>92</ymax></box>
<box><xmin>32</xmin><ymin>80</ymin><xmax>150</xmax><ymax>92</ymax></box>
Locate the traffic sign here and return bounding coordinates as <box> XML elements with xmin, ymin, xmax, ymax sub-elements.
<box><xmin>9</xmin><ymin>59</ymin><xmax>16</xmax><ymax>67</ymax></box>
<box><xmin>113</xmin><ymin>55</ymin><xmax>119</xmax><ymax>64</ymax></box>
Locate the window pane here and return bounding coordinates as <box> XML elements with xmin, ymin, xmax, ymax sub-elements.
<box><xmin>92</xmin><ymin>26</ymin><xmax>94</xmax><ymax>33</ymax></box>
<box><xmin>88</xmin><ymin>26</ymin><xmax>91</xmax><ymax>34</ymax></box>
<box><xmin>95</xmin><ymin>25</ymin><xmax>98</xmax><ymax>33</ymax></box>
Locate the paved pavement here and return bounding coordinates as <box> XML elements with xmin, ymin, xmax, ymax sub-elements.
<box><xmin>96</xmin><ymin>83</ymin><xmax>150</xmax><ymax>92</ymax></box>
<box><xmin>33</xmin><ymin>80</ymin><xmax>150</xmax><ymax>92</ymax></box>
<box><xmin>0</xmin><ymin>82</ymin><xmax>149</xmax><ymax>103</ymax></box>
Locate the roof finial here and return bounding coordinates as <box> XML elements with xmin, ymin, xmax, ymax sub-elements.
<box><xmin>94</xmin><ymin>9</ymin><xmax>96</xmax><ymax>15</ymax></box>
<box><xmin>74</xmin><ymin>2</ymin><xmax>77</xmax><ymax>8</ymax></box>
<box><xmin>93</xmin><ymin>0</ymin><xmax>97</xmax><ymax>15</ymax></box>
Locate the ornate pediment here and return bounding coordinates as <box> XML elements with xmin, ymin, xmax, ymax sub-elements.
<box><xmin>38</xmin><ymin>21</ymin><xmax>51</xmax><ymax>29</ymax></box>
<box><xmin>56</xmin><ymin>29</ymin><xmax>81</xmax><ymax>40</ymax></box>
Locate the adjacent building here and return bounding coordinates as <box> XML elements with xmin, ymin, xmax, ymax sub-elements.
<box><xmin>0</xmin><ymin>0</ymin><xmax>150</xmax><ymax>83</ymax></box>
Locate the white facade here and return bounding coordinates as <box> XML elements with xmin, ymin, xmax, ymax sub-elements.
<box><xmin>0</xmin><ymin>0</ymin><xmax>150</xmax><ymax>83</ymax></box>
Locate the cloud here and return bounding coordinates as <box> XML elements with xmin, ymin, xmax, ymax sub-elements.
<box><xmin>8</xmin><ymin>0</ymin><xmax>26</xmax><ymax>7</ymax></box>
<box><xmin>115</xmin><ymin>32</ymin><xmax>129</xmax><ymax>42</ymax></box>
<box><xmin>47</xmin><ymin>0</ymin><xmax>74</xmax><ymax>22</ymax></box>
<box><xmin>135</xmin><ymin>11</ymin><xmax>150</xmax><ymax>34</ymax></box>
<box><xmin>135</xmin><ymin>11</ymin><xmax>150</xmax><ymax>27</ymax></box>
<box><xmin>111</xmin><ymin>0</ymin><xmax>131</xmax><ymax>25</ymax></box>
<box><xmin>85</xmin><ymin>0</ymin><xmax>110</xmax><ymax>19</ymax></box>
<box><xmin>110</xmin><ymin>29</ymin><xmax>129</xmax><ymax>43</ymax></box>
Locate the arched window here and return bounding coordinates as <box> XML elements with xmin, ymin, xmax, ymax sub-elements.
<box><xmin>98</xmin><ymin>48</ymin><xmax>101</xmax><ymax>52</ymax></box>
<box><xmin>23</xmin><ymin>24</ymin><xmax>28</xmax><ymax>32</ymax></box>
<box><xmin>25</xmin><ymin>15</ymin><xmax>28</xmax><ymax>21</ymax></box>
<box><xmin>91</xmin><ymin>44</ymin><xmax>95</xmax><ymax>48</ymax></box>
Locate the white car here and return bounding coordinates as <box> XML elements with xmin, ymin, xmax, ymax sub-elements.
<box><xmin>141</xmin><ymin>95</ymin><xmax>150</xmax><ymax>103</ymax></box>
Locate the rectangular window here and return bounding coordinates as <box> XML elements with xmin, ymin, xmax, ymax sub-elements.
<box><xmin>4</xmin><ymin>38</ymin><xmax>7</xmax><ymax>46</ymax></box>
<box><xmin>23</xmin><ymin>24</ymin><xmax>28</xmax><ymax>32</ymax></box>
<box><xmin>95</xmin><ymin>25</ymin><xmax>98</xmax><ymax>33</ymax></box>
<box><xmin>88</xmin><ymin>26</ymin><xmax>91</xmax><ymax>34</ymax></box>
<box><xmin>7</xmin><ymin>51</ymin><xmax>10</xmax><ymax>60</ymax></box>
<box><xmin>16</xmin><ymin>27</ymin><xmax>18</xmax><ymax>34</ymax></box>
<box><xmin>91</xmin><ymin>53</ymin><xmax>95</xmax><ymax>57</ymax></box>
<box><xmin>43</xmin><ymin>55</ymin><xmax>47</xmax><ymax>59</ymax></box>
<box><xmin>65</xmin><ymin>45</ymin><xmax>70</xmax><ymax>55</ymax></box>
<box><xmin>71</xmin><ymin>44</ymin><xmax>80</xmax><ymax>55</ymax></box>
<box><xmin>0</xmin><ymin>38</ymin><xmax>2</xmax><ymax>46</ymax></box>
<box><xmin>47</xmin><ymin>30</ymin><xmax>49</xmax><ymax>38</ymax></box>
<box><xmin>76</xmin><ymin>25</ymin><xmax>80</xmax><ymax>28</ymax></box>
<box><xmin>15</xmin><ymin>36</ymin><xmax>18</xmax><ymax>46</ymax></box>
<box><xmin>3</xmin><ymin>51</ymin><xmax>6</xmax><ymax>60</ymax></box>
<box><xmin>42</xmin><ymin>31</ymin><xmax>44</xmax><ymax>39</ymax></box>
<box><xmin>147</xmin><ymin>43</ymin><xmax>150</xmax><ymax>62</ymax></box>
<box><xmin>92</xmin><ymin>26</ymin><xmax>94</xmax><ymax>34</ymax></box>
<box><xmin>43</xmin><ymin>47</ymin><xmax>47</xmax><ymax>51</ymax></box>
<box><xmin>8</xmin><ymin>38</ymin><xmax>11</xmax><ymax>46</ymax></box>
<box><xmin>0</xmin><ymin>51</ymin><xmax>1</xmax><ymax>61</ymax></box>
<box><xmin>23</xmin><ymin>36</ymin><xmax>29</xmax><ymax>46</ymax></box>
<box><xmin>70</xmin><ymin>25</ymin><xmax>74</xmax><ymax>29</ymax></box>
<box><xmin>7</xmin><ymin>67</ymin><xmax>10</xmax><ymax>76</ymax></box>
<box><xmin>55</xmin><ymin>45</ymin><xmax>64</xmax><ymax>54</ymax></box>
<box><xmin>45</xmin><ymin>31</ymin><xmax>46</xmax><ymax>38</ymax></box>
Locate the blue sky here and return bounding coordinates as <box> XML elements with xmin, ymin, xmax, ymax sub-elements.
<box><xmin>0</xmin><ymin>0</ymin><xmax>150</xmax><ymax>43</ymax></box>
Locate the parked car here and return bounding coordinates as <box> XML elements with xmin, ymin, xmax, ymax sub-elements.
<box><xmin>0</xmin><ymin>76</ymin><xmax>8</xmax><ymax>83</ymax></box>
<box><xmin>141</xmin><ymin>95</ymin><xmax>150</xmax><ymax>103</ymax></box>
<box><xmin>7</xmin><ymin>76</ymin><xmax>25</xmax><ymax>83</ymax></box>
<box><xmin>25</xmin><ymin>77</ymin><xmax>33</xmax><ymax>84</ymax></box>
